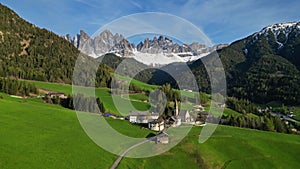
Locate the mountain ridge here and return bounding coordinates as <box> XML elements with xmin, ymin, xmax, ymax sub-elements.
<box><xmin>64</xmin><ymin>30</ymin><xmax>228</xmax><ymax>66</ymax></box>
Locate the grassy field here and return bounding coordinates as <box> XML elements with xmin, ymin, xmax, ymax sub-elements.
<box><xmin>128</xmin><ymin>94</ymin><xmax>149</xmax><ymax>102</ymax></box>
<box><xmin>24</xmin><ymin>80</ymin><xmax>150</xmax><ymax>115</ymax></box>
<box><xmin>119</xmin><ymin>126</ymin><xmax>300</xmax><ymax>169</ymax></box>
<box><xmin>26</xmin><ymin>80</ymin><xmax>73</xmax><ymax>95</ymax></box>
<box><xmin>292</xmin><ymin>108</ymin><xmax>300</xmax><ymax>121</ymax></box>
<box><xmin>1</xmin><ymin>91</ymin><xmax>300</xmax><ymax>169</ymax></box>
<box><xmin>0</xmin><ymin>93</ymin><xmax>116</xmax><ymax>169</ymax></box>
<box><xmin>223</xmin><ymin>108</ymin><xmax>242</xmax><ymax>116</ymax></box>
<box><xmin>113</xmin><ymin>74</ymin><xmax>157</xmax><ymax>91</ymax></box>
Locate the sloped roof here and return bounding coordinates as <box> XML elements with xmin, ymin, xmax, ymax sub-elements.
<box><xmin>178</xmin><ymin>110</ymin><xmax>189</xmax><ymax>117</ymax></box>
<box><xmin>129</xmin><ymin>111</ymin><xmax>159</xmax><ymax>116</ymax></box>
<box><xmin>149</xmin><ymin>117</ymin><xmax>164</xmax><ymax>124</ymax></box>
<box><xmin>157</xmin><ymin>132</ymin><xmax>169</xmax><ymax>137</ymax></box>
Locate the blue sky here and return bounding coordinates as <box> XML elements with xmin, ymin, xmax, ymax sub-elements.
<box><xmin>1</xmin><ymin>0</ymin><xmax>299</xmax><ymax>44</ymax></box>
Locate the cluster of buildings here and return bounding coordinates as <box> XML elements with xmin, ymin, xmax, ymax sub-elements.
<box><xmin>127</xmin><ymin>101</ymin><xmax>206</xmax><ymax>132</ymax></box>
<box><xmin>127</xmin><ymin>101</ymin><xmax>209</xmax><ymax>144</ymax></box>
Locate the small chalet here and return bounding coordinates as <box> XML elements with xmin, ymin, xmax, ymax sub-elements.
<box><xmin>156</xmin><ymin>132</ymin><xmax>169</xmax><ymax>144</ymax></box>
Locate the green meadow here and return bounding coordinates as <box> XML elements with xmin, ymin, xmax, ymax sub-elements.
<box><xmin>25</xmin><ymin>80</ymin><xmax>150</xmax><ymax>115</ymax></box>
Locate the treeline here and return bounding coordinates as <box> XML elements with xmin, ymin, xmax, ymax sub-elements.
<box><xmin>110</xmin><ymin>80</ymin><xmax>146</xmax><ymax>95</ymax></box>
<box><xmin>226</xmin><ymin>97</ymin><xmax>259</xmax><ymax>115</ymax></box>
<box><xmin>160</xmin><ymin>83</ymin><xmax>180</xmax><ymax>102</ymax></box>
<box><xmin>221</xmin><ymin>114</ymin><xmax>289</xmax><ymax>133</ymax></box>
<box><xmin>95</xmin><ymin>64</ymin><xmax>113</xmax><ymax>88</ymax></box>
<box><xmin>129</xmin><ymin>83</ymin><xmax>143</xmax><ymax>93</ymax></box>
<box><xmin>44</xmin><ymin>93</ymin><xmax>105</xmax><ymax>114</ymax></box>
<box><xmin>0</xmin><ymin>78</ymin><xmax>38</xmax><ymax>96</ymax></box>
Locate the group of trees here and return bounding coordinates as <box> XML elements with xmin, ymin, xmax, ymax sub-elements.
<box><xmin>160</xmin><ymin>83</ymin><xmax>180</xmax><ymax>102</ymax></box>
<box><xmin>95</xmin><ymin>64</ymin><xmax>113</xmax><ymax>88</ymax></box>
<box><xmin>226</xmin><ymin>97</ymin><xmax>259</xmax><ymax>115</ymax></box>
<box><xmin>221</xmin><ymin>114</ymin><xmax>288</xmax><ymax>133</ymax></box>
<box><xmin>73</xmin><ymin>94</ymin><xmax>105</xmax><ymax>113</ymax></box>
<box><xmin>149</xmin><ymin>89</ymin><xmax>167</xmax><ymax>116</ymax></box>
<box><xmin>219</xmin><ymin>96</ymin><xmax>292</xmax><ymax>133</ymax></box>
<box><xmin>129</xmin><ymin>83</ymin><xmax>143</xmax><ymax>93</ymax></box>
<box><xmin>44</xmin><ymin>93</ymin><xmax>105</xmax><ymax>114</ymax></box>
<box><xmin>0</xmin><ymin>78</ymin><xmax>38</xmax><ymax>96</ymax></box>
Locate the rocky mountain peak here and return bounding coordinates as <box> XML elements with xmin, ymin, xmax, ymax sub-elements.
<box><xmin>79</xmin><ymin>30</ymin><xmax>90</xmax><ymax>39</ymax></box>
<box><xmin>64</xmin><ymin>30</ymin><xmax>228</xmax><ymax>65</ymax></box>
<box><xmin>64</xmin><ymin>29</ymin><xmax>135</xmax><ymax>57</ymax></box>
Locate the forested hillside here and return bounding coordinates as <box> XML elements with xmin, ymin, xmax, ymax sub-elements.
<box><xmin>222</xmin><ymin>23</ymin><xmax>300</xmax><ymax>104</ymax></box>
<box><xmin>0</xmin><ymin>3</ymin><xmax>117</xmax><ymax>88</ymax></box>
<box><xmin>0</xmin><ymin>3</ymin><xmax>79</xmax><ymax>83</ymax></box>
<box><xmin>152</xmin><ymin>23</ymin><xmax>300</xmax><ymax>105</ymax></box>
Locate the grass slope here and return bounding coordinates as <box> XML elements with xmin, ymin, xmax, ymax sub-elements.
<box><xmin>0</xmin><ymin>92</ymin><xmax>155</xmax><ymax>168</ymax></box>
<box><xmin>0</xmin><ymin>94</ymin><xmax>116</xmax><ymax>169</ymax></box>
<box><xmin>25</xmin><ymin>80</ymin><xmax>150</xmax><ymax>115</ymax></box>
<box><xmin>1</xmin><ymin>93</ymin><xmax>300</xmax><ymax>168</ymax></box>
<box><xmin>119</xmin><ymin>126</ymin><xmax>300</xmax><ymax>169</ymax></box>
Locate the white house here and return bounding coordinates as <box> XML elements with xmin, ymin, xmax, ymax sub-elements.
<box><xmin>128</xmin><ymin>111</ymin><xmax>159</xmax><ymax>124</ymax></box>
<box><xmin>148</xmin><ymin>119</ymin><xmax>165</xmax><ymax>131</ymax></box>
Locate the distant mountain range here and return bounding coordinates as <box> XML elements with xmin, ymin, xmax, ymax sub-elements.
<box><xmin>64</xmin><ymin>30</ymin><xmax>227</xmax><ymax>66</ymax></box>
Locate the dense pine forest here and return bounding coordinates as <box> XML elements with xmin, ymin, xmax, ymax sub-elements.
<box><xmin>0</xmin><ymin>78</ymin><xmax>38</xmax><ymax>96</ymax></box>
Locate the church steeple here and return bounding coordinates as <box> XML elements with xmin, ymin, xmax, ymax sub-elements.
<box><xmin>174</xmin><ymin>100</ymin><xmax>179</xmax><ymax>116</ymax></box>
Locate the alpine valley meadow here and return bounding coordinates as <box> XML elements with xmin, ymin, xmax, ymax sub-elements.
<box><xmin>0</xmin><ymin>2</ymin><xmax>300</xmax><ymax>169</ymax></box>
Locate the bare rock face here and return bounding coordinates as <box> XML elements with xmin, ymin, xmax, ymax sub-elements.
<box><xmin>64</xmin><ymin>29</ymin><xmax>135</xmax><ymax>57</ymax></box>
<box><xmin>64</xmin><ymin>30</ymin><xmax>228</xmax><ymax>64</ymax></box>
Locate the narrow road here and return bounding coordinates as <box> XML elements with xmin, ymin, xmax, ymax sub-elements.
<box><xmin>271</xmin><ymin>112</ymin><xmax>299</xmax><ymax>123</ymax></box>
<box><xmin>120</xmin><ymin>94</ymin><xmax>147</xmax><ymax>103</ymax></box>
<box><xmin>110</xmin><ymin>138</ymin><xmax>153</xmax><ymax>169</ymax></box>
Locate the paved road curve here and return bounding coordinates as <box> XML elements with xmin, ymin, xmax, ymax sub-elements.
<box><xmin>110</xmin><ymin>139</ymin><xmax>152</xmax><ymax>169</ymax></box>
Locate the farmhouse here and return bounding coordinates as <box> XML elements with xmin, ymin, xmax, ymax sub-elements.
<box><xmin>46</xmin><ymin>92</ymin><xmax>67</xmax><ymax>99</ymax></box>
<box><xmin>128</xmin><ymin>111</ymin><xmax>159</xmax><ymax>124</ymax></box>
<box><xmin>148</xmin><ymin>118</ymin><xmax>165</xmax><ymax>131</ymax></box>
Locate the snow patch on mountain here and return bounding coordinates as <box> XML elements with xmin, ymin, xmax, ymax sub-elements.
<box><xmin>252</xmin><ymin>22</ymin><xmax>300</xmax><ymax>46</ymax></box>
